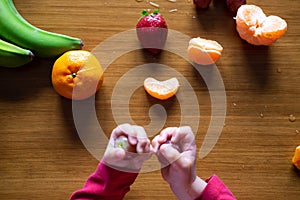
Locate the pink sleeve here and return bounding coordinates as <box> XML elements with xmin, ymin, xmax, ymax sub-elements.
<box><xmin>197</xmin><ymin>174</ymin><xmax>236</xmax><ymax>200</ymax></box>
<box><xmin>70</xmin><ymin>160</ymin><xmax>138</xmax><ymax>200</ymax></box>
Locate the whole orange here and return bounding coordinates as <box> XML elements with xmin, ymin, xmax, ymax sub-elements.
<box><xmin>51</xmin><ymin>50</ymin><xmax>104</xmax><ymax>100</ymax></box>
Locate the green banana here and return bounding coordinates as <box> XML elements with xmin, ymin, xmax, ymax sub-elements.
<box><xmin>0</xmin><ymin>39</ymin><xmax>33</xmax><ymax>68</ymax></box>
<box><xmin>0</xmin><ymin>0</ymin><xmax>83</xmax><ymax>58</ymax></box>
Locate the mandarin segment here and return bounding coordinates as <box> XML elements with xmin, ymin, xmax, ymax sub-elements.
<box><xmin>292</xmin><ymin>146</ymin><xmax>300</xmax><ymax>170</ymax></box>
<box><xmin>261</xmin><ymin>16</ymin><xmax>287</xmax><ymax>39</ymax></box>
<box><xmin>144</xmin><ymin>77</ymin><xmax>179</xmax><ymax>100</ymax></box>
<box><xmin>236</xmin><ymin>4</ymin><xmax>287</xmax><ymax>45</ymax></box>
<box><xmin>51</xmin><ymin>50</ymin><xmax>104</xmax><ymax>100</ymax></box>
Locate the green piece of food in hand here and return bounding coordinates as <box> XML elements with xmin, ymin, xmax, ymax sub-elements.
<box><xmin>115</xmin><ymin>136</ymin><xmax>129</xmax><ymax>150</ymax></box>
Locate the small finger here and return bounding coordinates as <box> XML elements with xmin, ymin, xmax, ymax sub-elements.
<box><xmin>137</xmin><ymin>137</ymin><xmax>150</xmax><ymax>153</ymax></box>
<box><xmin>171</xmin><ymin>126</ymin><xmax>196</xmax><ymax>152</ymax></box>
<box><xmin>128</xmin><ymin>136</ymin><xmax>138</xmax><ymax>146</ymax></box>
<box><xmin>118</xmin><ymin>124</ymin><xmax>137</xmax><ymax>145</ymax></box>
<box><xmin>112</xmin><ymin>123</ymin><xmax>132</xmax><ymax>140</ymax></box>
<box><xmin>134</xmin><ymin>126</ymin><xmax>150</xmax><ymax>153</ymax></box>
<box><xmin>158</xmin><ymin>127</ymin><xmax>178</xmax><ymax>143</ymax></box>
<box><xmin>171</xmin><ymin>126</ymin><xmax>194</xmax><ymax>143</ymax></box>
<box><xmin>151</xmin><ymin>135</ymin><xmax>160</xmax><ymax>153</ymax></box>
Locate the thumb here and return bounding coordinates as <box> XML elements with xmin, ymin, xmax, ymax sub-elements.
<box><xmin>104</xmin><ymin>148</ymin><xmax>126</xmax><ymax>164</ymax></box>
<box><xmin>159</xmin><ymin>144</ymin><xmax>181</xmax><ymax>164</ymax></box>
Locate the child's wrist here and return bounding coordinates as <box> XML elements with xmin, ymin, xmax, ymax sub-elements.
<box><xmin>186</xmin><ymin>176</ymin><xmax>208</xmax><ymax>199</ymax></box>
<box><xmin>170</xmin><ymin>176</ymin><xmax>207</xmax><ymax>200</ymax></box>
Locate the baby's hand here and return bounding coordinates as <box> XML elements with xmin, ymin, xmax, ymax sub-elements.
<box><xmin>152</xmin><ymin>126</ymin><xmax>207</xmax><ymax>200</ymax></box>
<box><xmin>103</xmin><ymin>124</ymin><xmax>151</xmax><ymax>173</ymax></box>
<box><xmin>152</xmin><ymin>126</ymin><xmax>196</xmax><ymax>168</ymax></box>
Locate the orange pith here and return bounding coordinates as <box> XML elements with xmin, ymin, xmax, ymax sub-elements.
<box><xmin>293</xmin><ymin>146</ymin><xmax>300</xmax><ymax>170</ymax></box>
<box><xmin>51</xmin><ymin>50</ymin><xmax>104</xmax><ymax>100</ymax></box>
<box><xmin>236</xmin><ymin>5</ymin><xmax>287</xmax><ymax>45</ymax></box>
<box><xmin>144</xmin><ymin>77</ymin><xmax>179</xmax><ymax>100</ymax></box>
<box><xmin>188</xmin><ymin>37</ymin><xmax>223</xmax><ymax>65</ymax></box>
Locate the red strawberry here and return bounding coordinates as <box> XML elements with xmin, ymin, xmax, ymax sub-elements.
<box><xmin>136</xmin><ymin>10</ymin><xmax>168</xmax><ymax>54</ymax></box>
<box><xmin>193</xmin><ymin>0</ymin><xmax>212</xmax><ymax>9</ymax></box>
<box><xmin>226</xmin><ymin>0</ymin><xmax>246</xmax><ymax>14</ymax></box>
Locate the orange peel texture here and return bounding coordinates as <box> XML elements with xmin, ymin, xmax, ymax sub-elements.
<box><xmin>51</xmin><ymin>50</ymin><xmax>104</xmax><ymax>100</ymax></box>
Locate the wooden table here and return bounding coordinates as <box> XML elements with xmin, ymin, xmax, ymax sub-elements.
<box><xmin>0</xmin><ymin>0</ymin><xmax>299</xmax><ymax>199</ymax></box>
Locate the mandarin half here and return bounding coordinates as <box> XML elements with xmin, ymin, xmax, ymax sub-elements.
<box><xmin>188</xmin><ymin>37</ymin><xmax>223</xmax><ymax>65</ymax></box>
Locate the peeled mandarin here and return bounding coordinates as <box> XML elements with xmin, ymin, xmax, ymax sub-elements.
<box><xmin>236</xmin><ymin>5</ymin><xmax>287</xmax><ymax>45</ymax></box>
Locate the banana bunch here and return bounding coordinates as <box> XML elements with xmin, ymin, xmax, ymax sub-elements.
<box><xmin>0</xmin><ymin>0</ymin><xmax>83</xmax><ymax>68</ymax></box>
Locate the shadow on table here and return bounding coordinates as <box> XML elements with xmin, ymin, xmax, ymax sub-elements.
<box><xmin>59</xmin><ymin>97</ymin><xmax>83</xmax><ymax>143</ymax></box>
<box><xmin>60</xmin><ymin>93</ymin><xmax>109</xmax><ymax>159</ymax></box>
<box><xmin>0</xmin><ymin>58</ymin><xmax>53</xmax><ymax>101</ymax></box>
<box><xmin>144</xmin><ymin>91</ymin><xmax>178</xmax><ymax>138</ymax></box>
<box><xmin>195</xmin><ymin>0</ymin><xmax>233</xmax><ymax>33</ymax></box>
<box><xmin>241</xmin><ymin>43</ymin><xmax>271</xmax><ymax>88</ymax></box>
<box><xmin>293</xmin><ymin>165</ymin><xmax>300</xmax><ymax>177</ymax></box>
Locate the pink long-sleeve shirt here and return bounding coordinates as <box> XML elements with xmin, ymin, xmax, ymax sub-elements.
<box><xmin>70</xmin><ymin>161</ymin><xmax>236</xmax><ymax>200</ymax></box>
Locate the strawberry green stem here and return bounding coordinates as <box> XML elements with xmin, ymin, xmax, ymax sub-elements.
<box><xmin>141</xmin><ymin>10</ymin><xmax>149</xmax><ymax>16</ymax></box>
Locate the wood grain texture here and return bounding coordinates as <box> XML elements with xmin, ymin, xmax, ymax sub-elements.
<box><xmin>0</xmin><ymin>0</ymin><xmax>299</xmax><ymax>199</ymax></box>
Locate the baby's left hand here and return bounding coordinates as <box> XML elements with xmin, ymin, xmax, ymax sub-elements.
<box><xmin>103</xmin><ymin>123</ymin><xmax>152</xmax><ymax>172</ymax></box>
